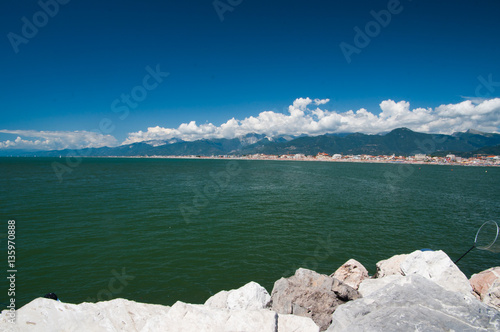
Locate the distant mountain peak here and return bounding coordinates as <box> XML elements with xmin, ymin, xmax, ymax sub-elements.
<box><xmin>390</xmin><ymin>127</ymin><xmax>414</xmax><ymax>133</ymax></box>
<box><xmin>238</xmin><ymin>133</ymin><xmax>267</xmax><ymax>146</ymax></box>
<box><xmin>452</xmin><ymin>129</ymin><xmax>494</xmax><ymax>138</ymax></box>
<box><xmin>466</xmin><ymin>129</ymin><xmax>487</xmax><ymax>135</ymax></box>
<box><xmin>145</xmin><ymin>138</ymin><xmax>184</xmax><ymax>147</ymax></box>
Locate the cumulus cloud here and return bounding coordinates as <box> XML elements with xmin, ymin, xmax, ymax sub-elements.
<box><xmin>123</xmin><ymin>98</ymin><xmax>500</xmax><ymax>144</ymax></box>
<box><xmin>2</xmin><ymin>98</ymin><xmax>499</xmax><ymax>151</ymax></box>
<box><xmin>461</xmin><ymin>96</ymin><xmax>490</xmax><ymax>105</ymax></box>
<box><xmin>0</xmin><ymin>130</ymin><xmax>119</xmax><ymax>150</ymax></box>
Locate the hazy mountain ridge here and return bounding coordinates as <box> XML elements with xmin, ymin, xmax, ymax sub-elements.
<box><xmin>3</xmin><ymin>128</ymin><xmax>500</xmax><ymax>157</ymax></box>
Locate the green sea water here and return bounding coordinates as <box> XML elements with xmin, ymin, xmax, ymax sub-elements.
<box><xmin>0</xmin><ymin>157</ymin><xmax>499</xmax><ymax>308</ymax></box>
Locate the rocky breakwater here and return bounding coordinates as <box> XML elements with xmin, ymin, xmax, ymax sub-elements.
<box><xmin>329</xmin><ymin>250</ymin><xmax>500</xmax><ymax>331</ymax></box>
<box><xmin>1</xmin><ymin>249</ymin><xmax>500</xmax><ymax>331</ymax></box>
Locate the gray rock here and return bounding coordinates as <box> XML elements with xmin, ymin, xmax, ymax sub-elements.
<box><xmin>327</xmin><ymin>275</ymin><xmax>500</xmax><ymax>332</ymax></box>
<box><xmin>358</xmin><ymin>275</ymin><xmax>404</xmax><ymax>297</ymax></box>
<box><xmin>270</xmin><ymin>268</ymin><xmax>360</xmax><ymax>331</ymax></box>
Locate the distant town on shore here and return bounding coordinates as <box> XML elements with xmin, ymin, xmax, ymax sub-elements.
<box><xmin>113</xmin><ymin>152</ymin><xmax>500</xmax><ymax>167</ymax></box>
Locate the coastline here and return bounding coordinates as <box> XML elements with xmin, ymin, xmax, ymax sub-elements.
<box><xmin>5</xmin><ymin>154</ymin><xmax>497</xmax><ymax>167</ymax></box>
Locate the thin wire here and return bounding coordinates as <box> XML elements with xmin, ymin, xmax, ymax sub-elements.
<box><xmin>454</xmin><ymin>244</ymin><xmax>475</xmax><ymax>264</ymax></box>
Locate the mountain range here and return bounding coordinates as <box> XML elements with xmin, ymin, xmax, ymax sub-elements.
<box><xmin>2</xmin><ymin>128</ymin><xmax>500</xmax><ymax>157</ymax></box>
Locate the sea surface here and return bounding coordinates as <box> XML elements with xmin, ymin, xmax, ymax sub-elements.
<box><xmin>0</xmin><ymin>157</ymin><xmax>499</xmax><ymax>308</ymax></box>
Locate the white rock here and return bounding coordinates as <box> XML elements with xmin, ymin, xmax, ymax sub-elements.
<box><xmin>400</xmin><ymin>250</ymin><xmax>473</xmax><ymax>297</ymax></box>
<box><xmin>1</xmin><ymin>298</ymin><xmax>282</xmax><ymax>332</ymax></box>
<box><xmin>227</xmin><ymin>281</ymin><xmax>271</xmax><ymax>310</ymax></box>
<box><xmin>204</xmin><ymin>290</ymin><xmax>229</xmax><ymax>309</ymax></box>
<box><xmin>144</xmin><ymin>301</ymin><xmax>278</xmax><ymax>332</ymax></box>
<box><xmin>1</xmin><ymin>289</ymin><xmax>316</xmax><ymax>332</ymax></box>
<box><xmin>205</xmin><ymin>281</ymin><xmax>271</xmax><ymax>310</ymax></box>
<box><xmin>358</xmin><ymin>275</ymin><xmax>404</xmax><ymax>297</ymax></box>
<box><xmin>278</xmin><ymin>314</ymin><xmax>320</xmax><ymax>332</ymax></box>
<box><xmin>373</xmin><ymin>250</ymin><xmax>473</xmax><ymax>298</ymax></box>
<box><xmin>142</xmin><ymin>301</ymin><xmax>320</xmax><ymax>332</ymax></box>
<box><xmin>0</xmin><ymin>298</ymin><xmax>170</xmax><ymax>332</ymax></box>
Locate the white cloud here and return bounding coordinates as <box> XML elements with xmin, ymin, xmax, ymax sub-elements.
<box><xmin>0</xmin><ymin>130</ymin><xmax>119</xmax><ymax>150</ymax></box>
<box><xmin>2</xmin><ymin>98</ymin><xmax>499</xmax><ymax>151</ymax></box>
<box><xmin>461</xmin><ymin>96</ymin><xmax>490</xmax><ymax>105</ymax></box>
<box><xmin>123</xmin><ymin>98</ymin><xmax>500</xmax><ymax>145</ymax></box>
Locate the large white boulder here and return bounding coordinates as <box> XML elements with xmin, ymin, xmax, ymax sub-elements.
<box><xmin>227</xmin><ymin>281</ymin><xmax>271</xmax><ymax>310</ymax></box>
<box><xmin>278</xmin><ymin>313</ymin><xmax>320</xmax><ymax>332</ymax></box>
<box><xmin>145</xmin><ymin>301</ymin><xmax>278</xmax><ymax>332</ymax></box>
<box><xmin>373</xmin><ymin>250</ymin><xmax>473</xmax><ymax>297</ymax></box>
<box><xmin>327</xmin><ymin>275</ymin><xmax>500</xmax><ymax>332</ymax></box>
<box><xmin>400</xmin><ymin>250</ymin><xmax>473</xmax><ymax>297</ymax></box>
<box><xmin>0</xmin><ymin>298</ymin><xmax>170</xmax><ymax>332</ymax></box>
<box><xmin>203</xmin><ymin>290</ymin><xmax>229</xmax><ymax>309</ymax></box>
<box><xmin>134</xmin><ymin>301</ymin><xmax>320</xmax><ymax>332</ymax></box>
<box><xmin>204</xmin><ymin>281</ymin><xmax>271</xmax><ymax>310</ymax></box>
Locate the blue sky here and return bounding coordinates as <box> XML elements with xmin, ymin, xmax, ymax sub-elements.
<box><xmin>1</xmin><ymin>0</ymin><xmax>500</xmax><ymax>150</ymax></box>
